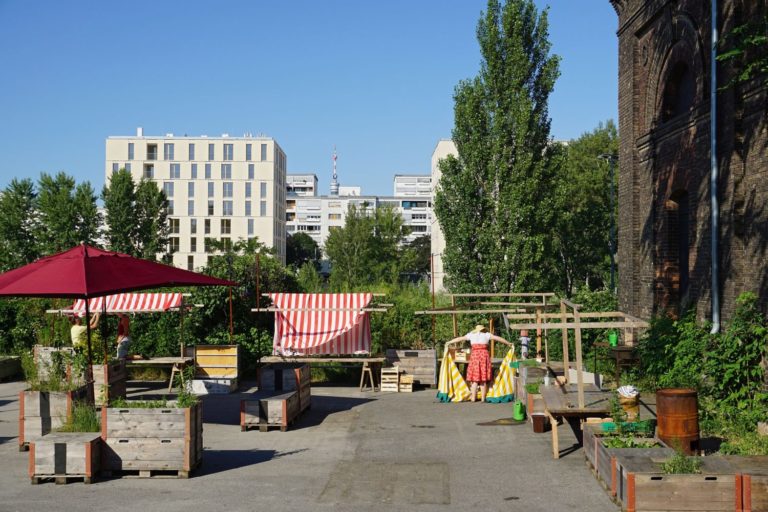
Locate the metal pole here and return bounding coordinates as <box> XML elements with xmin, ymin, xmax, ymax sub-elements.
<box><xmin>710</xmin><ymin>0</ymin><xmax>721</xmax><ymax>334</ymax></box>
<box><xmin>609</xmin><ymin>156</ymin><xmax>616</xmax><ymax>293</ymax></box>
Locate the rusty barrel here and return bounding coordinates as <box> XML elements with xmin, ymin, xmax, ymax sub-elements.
<box><xmin>656</xmin><ymin>388</ymin><xmax>699</xmax><ymax>455</ymax></box>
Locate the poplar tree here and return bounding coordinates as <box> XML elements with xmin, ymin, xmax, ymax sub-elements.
<box><xmin>0</xmin><ymin>179</ymin><xmax>39</xmax><ymax>270</ymax></box>
<box><xmin>434</xmin><ymin>0</ymin><xmax>560</xmax><ymax>293</ymax></box>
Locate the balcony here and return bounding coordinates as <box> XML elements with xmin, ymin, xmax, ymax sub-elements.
<box><xmin>146</xmin><ymin>144</ymin><xmax>158</xmax><ymax>161</ymax></box>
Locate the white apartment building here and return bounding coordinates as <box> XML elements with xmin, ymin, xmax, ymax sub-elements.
<box><xmin>286</xmin><ymin>174</ymin><xmax>432</xmax><ymax>250</ymax></box>
<box><xmin>430</xmin><ymin>139</ymin><xmax>457</xmax><ymax>292</ymax></box>
<box><xmin>287</xmin><ymin>173</ymin><xmax>318</xmax><ymax>196</ymax></box>
<box><xmin>105</xmin><ymin>128</ymin><xmax>287</xmax><ymax>269</ymax></box>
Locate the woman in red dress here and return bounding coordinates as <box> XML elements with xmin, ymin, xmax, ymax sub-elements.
<box><xmin>447</xmin><ymin>325</ymin><xmax>512</xmax><ymax>402</ymax></box>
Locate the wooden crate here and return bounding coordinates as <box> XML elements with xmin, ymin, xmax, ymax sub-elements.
<box><xmin>241</xmin><ymin>391</ymin><xmax>300</xmax><ymax>432</ymax></box>
<box><xmin>28</xmin><ymin>433</ymin><xmax>101</xmax><ymax>484</ymax></box>
<box><xmin>723</xmin><ymin>455</ymin><xmax>768</xmax><ymax>512</ymax></box>
<box><xmin>615</xmin><ymin>453</ymin><xmax>740</xmax><ymax>512</ymax></box>
<box><xmin>380</xmin><ymin>367</ymin><xmax>401</xmax><ymax>393</ymax></box>
<box><xmin>386</xmin><ymin>349</ymin><xmax>437</xmax><ymax>386</ymax></box>
<box><xmin>258</xmin><ymin>363</ymin><xmax>310</xmax><ymax>392</ymax></box>
<box><xmin>18</xmin><ymin>387</ymin><xmax>88</xmax><ymax>450</ymax></box>
<box><xmin>93</xmin><ymin>360</ymin><xmax>127</xmax><ymax>406</ymax></box>
<box><xmin>191</xmin><ymin>344</ymin><xmax>239</xmax><ymax>379</ymax></box>
<box><xmin>101</xmin><ymin>402</ymin><xmax>202</xmax><ymax>477</ymax></box>
<box><xmin>399</xmin><ymin>375</ymin><xmax>414</xmax><ymax>393</ymax></box>
<box><xmin>298</xmin><ymin>384</ymin><xmax>311</xmax><ymax>413</ymax></box>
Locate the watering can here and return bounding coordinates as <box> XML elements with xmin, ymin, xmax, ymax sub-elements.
<box><xmin>608</xmin><ymin>331</ymin><xmax>619</xmax><ymax>347</ymax></box>
<box><xmin>512</xmin><ymin>400</ymin><xmax>526</xmax><ymax>421</ymax></box>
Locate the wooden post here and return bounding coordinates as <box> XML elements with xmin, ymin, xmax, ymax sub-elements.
<box><xmin>430</xmin><ymin>254</ymin><xmax>436</xmax><ymax>346</ymax></box>
<box><xmin>543</xmin><ymin>295</ymin><xmax>549</xmax><ymax>363</ymax></box>
<box><xmin>574</xmin><ymin>306</ymin><xmax>585</xmax><ymax>409</ymax></box>
<box><xmin>490</xmin><ymin>317</ymin><xmax>495</xmax><ymax>358</ymax></box>
<box><xmin>451</xmin><ymin>295</ymin><xmax>458</xmax><ymax>337</ymax></box>
<box><xmin>561</xmin><ymin>301</ymin><xmax>570</xmax><ymax>384</ymax></box>
<box><xmin>535</xmin><ymin>306</ymin><xmax>543</xmax><ymax>358</ymax></box>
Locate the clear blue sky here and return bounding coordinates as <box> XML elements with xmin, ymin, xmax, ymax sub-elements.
<box><xmin>0</xmin><ymin>0</ymin><xmax>618</xmax><ymax>196</ymax></box>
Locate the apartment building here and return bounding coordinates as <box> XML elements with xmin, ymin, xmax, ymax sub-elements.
<box><xmin>105</xmin><ymin>128</ymin><xmax>287</xmax><ymax>269</ymax></box>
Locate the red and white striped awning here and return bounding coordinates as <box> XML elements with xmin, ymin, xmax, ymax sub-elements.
<box><xmin>70</xmin><ymin>293</ymin><xmax>184</xmax><ymax>316</ymax></box>
<box><xmin>269</xmin><ymin>293</ymin><xmax>373</xmax><ymax>355</ymax></box>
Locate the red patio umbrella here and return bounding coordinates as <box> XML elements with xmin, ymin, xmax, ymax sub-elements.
<box><xmin>0</xmin><ymin>244</ymin><xmax>236</xmax><ymax>397</ymax></box>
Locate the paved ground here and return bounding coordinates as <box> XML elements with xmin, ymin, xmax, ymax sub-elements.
<box><xmin>0</xmin><ymin>379</ymin><xmax>617</xmax><ymax>512</ymax></box>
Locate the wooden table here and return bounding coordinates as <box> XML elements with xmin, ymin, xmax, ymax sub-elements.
<box><xmin>260</xmin><ymin>356</ymin><xmax>387</xmax><ymax>392</ymax></box>
<box><xmin>541</xmin><ymin>383</ymin><xmax>612</xmax><ymax>459</ymax></box>
<box><xmin>126</xmin><ymin>357</ymin><xmax>193</xmax><ymax>393</ymax></box>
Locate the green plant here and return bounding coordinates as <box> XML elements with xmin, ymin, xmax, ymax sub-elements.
<box><xmin>609</xmin><ymin>393</ymin><xmax>627</xmax><ymax>435</ymax></box>
<box><xmin>58</xmin><ymin>401</ymin><xmax>100</xmax><ymax>432</ymax></box>
<box><xmin>660</xmin><ymin>450</ymin><xmax>702</xmax><ymax>475</ymax></box>
<box><xmin>524</xmin><ymin>382</ymin><xmax>540</xmax><ymax>395</ymax></box>
<box><xmin>719</xmin><ymin>431</ymin><xmax>768</xmax><ymax>456</ymax></box>
<box><xmin>110</xmin><ymin>397</ymin><xmax>168</xmax><ymax>408</ymax></box>
<box><xmin>602</xmin><ymin>436</ymin><xmax>657</xmax><ymax>449</ymax></box>
<box><xmin>174</xmin><ymin>364</ymin><xmax>198</xmax><ymax>408</ymax></box>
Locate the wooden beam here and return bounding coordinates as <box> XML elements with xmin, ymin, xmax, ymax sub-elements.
<box><xmin>503</xmin><ymin>321</ymin><xmax>648</xmax><ymax>330</ymax></box>
<box><xmin>507</xmin><ymin>311</ymin><xmax>636</xmax><ymax>320</ymax></box>
<box><xmin>574</xmin><ymin>307</ymin><xmax>585</xmax><ymax>409</ymax></box>
<box><xmin>251</xmin><ymin>307</ymin><xmax>390</xmax><ymax>312</ymax></box>
<box><xmin>561</xmin><ymin>298</ymin><xmax>582</xmax><ymax>310</ymax></box>
<box><xmin>414</xmin><ymin>308</ymin><xmax>530</xmax><ymax>315</ymax></box>
<box><xmin>561</xmin><ymin>301</ymin><xmax>569</xmax><ymax>384</ymax></box>
<box><xmin>448</xmin><ymin>292</ymin><xmax>557</xmax><ymax>298</ymax></box>
<box><xmin>451</xmin><ymin>296</ymin><xmax>458</xmax><ymax>337</ymax></box>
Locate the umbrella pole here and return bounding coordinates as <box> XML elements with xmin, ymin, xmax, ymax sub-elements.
<box><xmin>84</xmin><ymin>299</ymin><xmax>95</xmax><ymax>403</ymax></box>
<box><xmin>101</xmin><ymin>300</ymin><xmax>108</xmax><ymax>364</ymax></box>
<box><xmin>228</xmin><ymin>287</ymin><xmax>233</xmax><ymax>341</ymax></box>
<box><xmin>180</xmin><ymin>298</ymin><xmax>185</xmax><ymax>358</ymax></box>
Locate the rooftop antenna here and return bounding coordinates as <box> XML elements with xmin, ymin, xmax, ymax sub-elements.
<box><xmin>330</xmin><ymin>145</ymin><xmax>339</xmax><ymax>196</ymax></box>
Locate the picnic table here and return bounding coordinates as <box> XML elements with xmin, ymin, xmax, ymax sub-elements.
<box><xmin>126</xmin><ymin>356</ymin><xmax>193</xmax><ymax>392</ymax></box>
<box><xmin>260</xmin><ymin>356</ymin><xmax>387</xmax><ymax>392</ymax></box>
<box><xmin>540</xmin><ymin>383</ymin><xmax>612</xmax><ymax>459</ymax></box>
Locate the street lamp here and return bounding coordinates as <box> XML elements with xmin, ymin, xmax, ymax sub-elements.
<box><xmin>599</xmin><ymin>153</ymin><xmax>618</xmax><ymax>293</ymax></box>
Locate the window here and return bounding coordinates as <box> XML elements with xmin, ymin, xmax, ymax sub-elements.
<box><xmin>128</xmin><ymin>143</ymin><xmax>134</xmax><ymax>160</ymax></box>
<box><xmin>246</xmin><ymin>144</ymin><xmax>252</xmax><ymax>161</ymax></box>
<box><xmin>287</xmin><ymin>199</ymin><xmax>296</xmax><ymax>209</ymax></box>
<box><xmin>169</xmin><ymin>237</ymin><xmax>179</xmax><ymax>253</ymax></box>
<box><xmin>245</xmin><ymin>182</ymin><xmax>251</xmax><ymax>198</ymax></box>
<box><xmin>412</xmin><ymin>213</ymin><xmax>427</xmax><ymax>220</ymax></box>
<box><xmin>410</xmin><ymin>225</ymin><xmax>428</xmax><ymax>233</ymax></box>
<box><xmin>204</xmin><ymin>164</ymin><xmax>211</xmax><ymax>179</ymax></box>
<box><xmin>190</xmin><ymin>218</ymin><xmax>197</xmax><ymax>234</ymax></box>
<box><xmin>248</xmin><ymin>164</ymin><xmax>254</xmax><ymax>179</ymax></box>
<box><xmin>260</xmin><ymin>182</ymin><xmax>267</xmax><ymax>198</ymax></box>
<box><xmin>260</xmin><ymin>143</ymin><xmax>267</xmax><ymax>161</ymax></box>
<box><xmin>125</xmin><ymin>163</ymin><xmax>131</xmax><ymax>172</ymax></box>
<box><xmin>207</xmin><ymin>200</ymin><xmax>214</xmax><ymax>215</ymax></box>
<box><xmin>147</xmin><ymin>144</ymin><xmax>157</xmax><ymax>160</ymax></box>
<box><xmin>190</xmin><ymin>237</ymin><xmax>197</xmax><ymax>252</ymax></box>
<box><xmin>187</xmin><ymin>200</ymin><xmax>194</xmax><ymax>215</ymax></box>
<box><xmin>170</xmin><ymin>218</ymin><xmax>180</xmax><ymax>234</ymax></box>
<box><xmin>188</xmin><ymin>182</ymin><xmax>195</xmax><ymax>196</ymax></box>
<box><xmin>223</xmin><ymin>201</ymin><xmax>233</xmax><ymax>216</ymax></box>
<box><xmin>204</xmin><ymin>237</ymin><xmax>213</xmax><ymax>253</ymax></box>
<box><xmin>220</xmin><ymin>237</ymin><xmax>232</xmax><ymax>251</ymax></box>
<box><xmin>170</xmin><ymin>163</ymin><xmax>180</xmax><ymax>179</ymax></box>
<box><xmin>220</xmin><ymin>164</ymin><xmax>232</xmax><ymax>179</ymax></box>
<box><xmin>112</xmin><ymin>163</ymin><xmax>119</xmax><ymax>173</ymax></box>
<box><xmin>223</xmin><ymin>143</ymin><xmax>233</xmax><ymax>161</ymax></box>
<box><xmin>164</xmin><ymin>143</ymin><xmax>175</xmax><ymax>161</ymax></box>
<box><xmin>191</xmin><ymin>163</ymin><xmax>197</xmax><ymax>179</ymax></box>
<box><xmin>208</xmin><ymin>182</ymin><xmax>214</xmax><ymax>198</ymax></box>
<box><xmin>245</xmin><ymin>201</ymin><xmax>251</xmax><ymax>216</ymax></box>
<box><xmin>204</xmin><ymin>219</ymin><xmax>211</xmax><ymax>234</ymax></box>
<box><xmin>208</xmin><ymin>143</ymin><xmax>214</xmax><ymax>161</ymax></box>
<box><xmin>167</xmin><ymin>200</ymin><xmax>174</xmax><ymax>215</ymax></box>
<box><xmin>187</xmin><ymin>255</ymin><xmax>194</xmax><ymax>271</ymax></box>
<box><xmin>163</xmin><ymin>182</ymin><xmax>174</xmax><ymax>197</ymax></box>
<box><xmin>287</xmin><ymin>212</ymin><xmax>295</xmax><ymax>221</ymax></box>
<box><xmin>220</xmin><ymin>219</ymin><xmax>231</xmax><ymax>234</ymax></box>
<box><xmin>328</xmin><ymin>213</ymin><xmax>341</xmax><ymax>220</ymax></box>
<box><xmin>260</xmin><ymin>201</ymin><xmax>267</xmax><ymax>217</ymax></box>
<box><xmin>328</xmin><ymin>201</ymin><xmax>341</xmax><ymax>208</ymax></box>
<box><xmin>248</xmin><ymin>219</ymin><xmax>254</xmax><ymax>235</ymax></box>
<box><xmin>401</xmin><ymin>200</ymin><xmax>428</xmax><ymax>209</ymax></box>
<box><xmin>223</xmin><ymin>182</ymin><xmax>233</xmax><ymax>198</ymax></box>
<box><xmin>188</xmin><ymin>143</ymin><xmax>195</xmax><ymax>161</ymax></box>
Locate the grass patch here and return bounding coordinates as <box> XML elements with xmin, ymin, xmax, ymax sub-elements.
<box><xmin>58</xmin><ymin>402</ymin><xmax>100</xmax><ymax>432</ymax></box>
<box><xmin>719</xmin><ymin>431</ymin><xmax>768</xmax><ymax>456</ymax></box>
<box><xmin>660</xmin><ymin>451</ymin><xmax>702</xmax><ymax>474</ymax></box>
<box><xmin>110</xmin><ymin>397</ymin><xmax>169</xmax><ymax>408</ymax></box>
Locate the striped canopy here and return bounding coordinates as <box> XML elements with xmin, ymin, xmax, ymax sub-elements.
<box><xmin>70</xmin><ymin>292</ymin><xmax>184</xmax><ymax>316</ymax></box>
<box><xmin>269</xmin><ymin>293</ymin><xmax>372</xmax><ymax>355</ymax></box>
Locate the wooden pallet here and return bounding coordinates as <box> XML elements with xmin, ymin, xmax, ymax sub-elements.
<box><xmin>100</xmin><ymin>468</ymin><xmax>190</xmax><ymax>479</ymax></box>
<box><xmin>381</xmin><ymin>367</ymin><xmax>401</xmax><ymax>393</ymax></box>
<box><xmin>385</xmin><ymin>349</ymin><xmax>437</xmax><ymax>386</ymax></box>
<box><xmin>28</xmin><ymin>433</ymin><xmax>100</xmax><ymax>485</ymax></box>
<box><xmin>399</xmin><ymin>375</ymin><xmax>414</xmax><ymax>392</ymax></box>
<box><xmin>30</xmin><ymin>474</ymin><xmax>95</xmax><ymax>485</ymax></box>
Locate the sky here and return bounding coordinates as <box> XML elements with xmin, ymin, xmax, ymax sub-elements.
<box><xmin>0</xmin><ymin>0</ymin><xmax>618</xmax><ymax>197</ymax></box>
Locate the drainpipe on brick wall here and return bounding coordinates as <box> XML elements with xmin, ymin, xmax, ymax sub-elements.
<box><xmin>710</xmin><ymin>0</ymin><xmax>721</xmax><ymax>334</ymax></box>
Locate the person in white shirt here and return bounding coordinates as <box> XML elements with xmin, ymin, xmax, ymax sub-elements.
<box><xmin>446</xmin><ymin>324</ymin><xmax>512</xmax><ymax>402</ymax></box>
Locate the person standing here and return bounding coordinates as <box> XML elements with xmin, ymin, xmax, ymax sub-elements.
<box><xmin>447</xmin><ymin>325</ymin><xmax>512</xmax><ymax>402</ymax></box>
<box><xmin>116</xmin><ymin>313</ymin><xmax>131</xmax><ymax>359</ymax></box>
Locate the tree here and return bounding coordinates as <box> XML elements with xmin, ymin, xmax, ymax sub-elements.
<box><xmin>717</xmin><ymin>13</ymin><xmax>767</xmax><ymax>89</ymax></box>
<box><xmin>102</xmin><ymin>169</ymin><xmax>169</xmax><ymax>260</ymax></box>
<box><xmin>297</xmin><ymin>261</ymin><xmax>324</xmax><ymax>292</ymax></box>
<box><xmin>0</xmin><ymin>178</ymin><xmax>39</xmax><ymax>271</ymax></box>
<box><xmin>73</xmin><ymin>181</ymin><xmax>102</xmax><ymax>246</ymax></box>
<box><xmin>398</xmin><ymin>235</ymin><xmax>431</xmax><ymax>278</ymax></box>
<box><xmin>434</xmin><ymin>0</ymin><xmax>560</xmax><ymax>294</ymax></box>
<box><xmin>286</xmin><ymin>232</ymin><xmax>320</xmax><ymax>269</ymax></box>
<box><xmin>552</xmin><ymin>120</ymin><xmax>618</xmax><ymax>295</ymax></box>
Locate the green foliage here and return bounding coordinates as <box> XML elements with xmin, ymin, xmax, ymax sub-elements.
<box><xmin>58</xmin><ymin>401</ymin><xmax>100</xmax><ymax>433</ymax></box>
<box><xmin>717</xmin><ymin>13</ymin><xmax>767</xmax><ymax>89</ymax></box>
<box><xmin>602</xmin><ymin>436</ymin><xmax>657</xmax><ymax>449</ymax></box>
<box><xmin>110</xmin><ymin>397</ymin><xmax>169</xmax><ymax>408</ymax></box>
<box><xmin>21</xmin><ymin>349</ymin><xmax>84</xmax><ymax>392</ymax></box>
<box><xmin>102</xmin><ymin>169</ymin><xmax>136</xmax><ymax>255</ymax></box>
<box><xmin>0</xmin><ymin>178</ymin><xmax>39</xmax><ymax>271</ymax></box>
<box><xmin>524</xmin><ymin>382</ymin><xmax>540</xmax><ymax>395</ymax></box>
<box><xmin>434</xmin><ymin>0</ymin><xmax>560</xmax><ymax>294</ymax></box>
<box><xmin>175</xmin><ymin>365</ymin><xmax>199</xmax><ymax>408</ymax></box>
<box><xmin>36</xmin><ymin>172</ymin><xmax>101</xmax><ymax>254</ymax></box>
<box><xmin>398</xmin><ymin>236</ymin><xmax>431</xmax><ymax>278</ymax></box>
<box><xmin>660</xmin><ymin>450</ymin><xmax>702</xmax><ymax>475</ymax></box>
<box><xmin>297</xmin><ymin>262</ymin><xmax>324</xmax><ymax>292</ymax></box>
<box><xmin>286</xmin><ymin>232</ymin><xmax>320</xmax><ymax>270</ymax></box>
<box><xmin>718</xmin><ymin>431</ymin><xmax>768</xmax><ymax>456</ymax></box>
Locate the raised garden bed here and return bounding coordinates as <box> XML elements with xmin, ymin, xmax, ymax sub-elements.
<box><xmin>0</xmin><ymin>355</ymin><xmax>21</xmax><ymax>381</ymax></box>
<box><xmin>723</xmin><ymin>455</ymin><xmax>768</xmax><ymax>511</ymax></box>
<box><xmin>241</xmin><ymin>391</ymin><xmax>301</xmax><ymax>432</ymax></box>
<box><xmin>615</xmin><ymin>453</ymin><xmax>740</xmax><ymax>512</ymax></box>
<box><xmin>100</xmin><ymin>401</ymin><xmax>202</xmax><ymax>478</ymax></box>
<box><xmin>28</xmin><ymin>432</ymin><xmax>101</xmax><ymax>485</ymax></box>
<box><xmin>18</xmin><ymin>387</ymin><xmax>88</xmax><ymax>451</ymax></box>
<box><xmin>92</xmin><ymin>360</ymin><xmax>127</xmax><ymax>407</ymax></box>
<box><xmin>385</xmin><ymin>349</ymin><xmax>437</xmax><ymax>387</ymax></box>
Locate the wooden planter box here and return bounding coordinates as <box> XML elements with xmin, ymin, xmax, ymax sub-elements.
<box><xmin>723</xmin><ymin>455</ymin><xmax>768</xmax><ymax>512</ymax></box>
<box><xmin>28</xmin><ymin>433</ymin><xmax>101</xmax><ymax>484</ymax></box>
<box><xmin>385</xmin><ymin>349</ymin><xmax>437</xmax><ymax>386</ymax></box>
<box><xmin>0</xmin><ymin>355</ymin><xmax>21</xmax><ymax>381</ymax></box>
<box><xmin>241</xmin><ymin>391</ymin><xmax>300</xmax><ymax>432</ymax></box>
<box><xmin>92</xmin><ymin>360</ymin><xmax>127</xmax><ymax>406</ymax></box>
<box><xmin>187</xmin><ymin>344</ymin><xmax>239</xmax><ymax>394</ymax></box>
<box><xmin>18</xmin><ymin>387</ymin><xmax>88</xmax><ymax>450</ymax></box>
<box><xmin>101</xmin><ymin>402</ymin><xmax>203</xmax><ymax>478</ymax></box>
<box><xmin>258</xmin><ymin>363</ymin><xmax>311</xmax><ymax>412</ymax></box>
<box><xmin>615</xmin><ymin>454</ymin><xmax>740</xmax><ymax>512</ymax></box>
